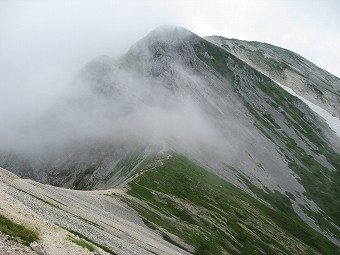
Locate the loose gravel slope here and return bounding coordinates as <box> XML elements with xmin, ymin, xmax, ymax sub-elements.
<box><xmin>0</xmin><ymin>167</ymin><xmax>189</xmax><ymax>255</ymax></box>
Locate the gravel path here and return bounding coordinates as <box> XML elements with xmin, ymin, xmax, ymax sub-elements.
<box><xmin>0</xmin><ymin>167</ymin><xmax>189</xmax><ymax>255</ymax></box>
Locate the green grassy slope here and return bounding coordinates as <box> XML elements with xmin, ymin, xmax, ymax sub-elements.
<box><xmin>125</xmin><ymin>155</ymin><xmax>337</xmax><ymax>255</ymax></box>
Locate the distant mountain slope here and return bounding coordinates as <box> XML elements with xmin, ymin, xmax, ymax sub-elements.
<box><xmin>1</xmin><ymin>26</ymin><xmax>339</xmax><ymax>252</ymax></box>
<box><xmin>205</xmin><ymin>36</ymin><xmax>340</xmax><ymax>118</ymax></box>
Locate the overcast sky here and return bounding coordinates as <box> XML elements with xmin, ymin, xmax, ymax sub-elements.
<box><xmin>0</xmin><ymin>0</ymin><xmax>339</xmax><ymax>102</ymax></box>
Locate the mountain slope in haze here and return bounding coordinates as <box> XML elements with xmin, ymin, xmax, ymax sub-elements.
<box><xmin>0</xmin><ymin>26</ymin><xmax>339</xmax><ymax>254</ymax></box>
<box><xmin>205</xmin><ymin>36</ymin><xmax>340</xmax><ymax>118</ymax></box>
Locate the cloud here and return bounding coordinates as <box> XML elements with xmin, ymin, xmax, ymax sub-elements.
<box><xmin>0</xmin><ymin>50</ymin><xmax>236</xmax><ymax>167</ymax></box>
<box><xmin>0</xmin><ymin>0</ymin><xmax>185</xmax><ymax>156</ymax></box>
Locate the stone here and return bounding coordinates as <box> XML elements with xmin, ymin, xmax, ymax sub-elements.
<box><xmin>30</xmin><ymin>241</ymin><xmax>45</xmax><ymax>255</ymax></box>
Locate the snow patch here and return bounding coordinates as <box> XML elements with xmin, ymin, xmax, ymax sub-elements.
<box><xmin>240</xmin><ymin>57</ymin><xmax>340</xmax><ymax>138</ymax></box>
<box><xmin>275</xmin><ymin>82</ymin><xmax>340</xmax><ymax>138</ymax></box>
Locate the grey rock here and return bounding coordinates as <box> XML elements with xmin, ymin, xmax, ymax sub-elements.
<box><xmin>30</xmin><ymin>241</ymin><xmax>45</xmax><ymax>255</ymax></box>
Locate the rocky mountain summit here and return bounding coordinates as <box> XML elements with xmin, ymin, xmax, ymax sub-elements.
<box><xmin>0</xmin><ymin>26</ymin><xmax>339</xmax><ymax>254</ymax></box>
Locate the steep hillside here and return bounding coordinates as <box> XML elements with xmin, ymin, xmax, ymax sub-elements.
<box><xmin>191</xmin><ymin>33</ymin><xmax>340</xmax><ymax>245</ymax></box>
<box><xmin>125</xmin><ymin>154</ymin><xmax>339</xmax><ymax>255</ymax></box>
<box><xmin>0</xmin><ymin>26</ymin><xmax>339</xmax><ymax>253</ymax></box>
<box><xmin>205</xmin><ymin>36</ymin><xmax>340</xmax><ymax>118</ymax></box>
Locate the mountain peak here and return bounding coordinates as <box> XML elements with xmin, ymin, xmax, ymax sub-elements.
<box><xmin>130</xmin><ymin>25</ymin><xmax>200</xmax><ymax>51</ymax></box>
<box><xmin>147</xmin><ymin>25</ymin><xmax>194</xmax><ymax>39</ymax></box>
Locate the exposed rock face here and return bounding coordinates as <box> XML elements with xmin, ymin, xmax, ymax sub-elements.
<box><xmin>205</xmin><ymin>36</ymin><xmax>340</xmax><ymax>118</ymax></box>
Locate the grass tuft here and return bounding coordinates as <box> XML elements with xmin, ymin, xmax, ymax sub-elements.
<box><xmin>67</xmin><ymin>235</ymin><xmax>94</xmax><ymax>251</ymax></box>
<box><xmin>0</xmin><ymin>213</ymin><xmax>38</xmax><ymax>246</ymax></box>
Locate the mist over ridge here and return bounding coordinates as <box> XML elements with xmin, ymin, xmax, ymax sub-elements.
<box><xmin>1</xmin><ymin>23</ymin><xmax>340</xmax><ymax>250</ymax></box>
<box><xmin>1</xmin><ymin>1</ymin><xmax>340</xmax><ymax>252</ymax></box>
<box><xmin>0</xmin><ymin>27</ymin><xmax>253</xmax><ymax>187</ymax></box>
<box><xmin>0</xmin><ymin>28</ymin><xmax>238</xmax><ymax>159</ymax></box>
<box><xmin>0</xmin><ymin>24</ymin><xmax>338</xmax><ymax>202</ymax></box>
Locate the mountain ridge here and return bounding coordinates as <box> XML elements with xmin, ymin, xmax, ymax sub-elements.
<box><xmin>205</xmin><ymin>35</ymin><xmax>340</xmax><ymax>118</ymax></box>
<box><xmin>0</xmin><ymin>26</ymin><xmax>339</xmax><ymax>254</ymax></box>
